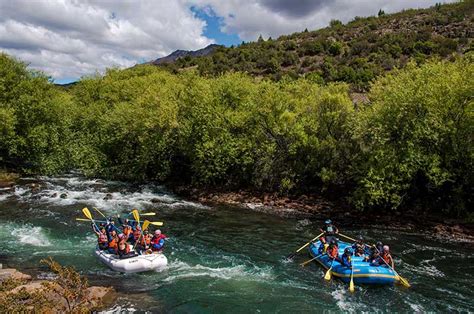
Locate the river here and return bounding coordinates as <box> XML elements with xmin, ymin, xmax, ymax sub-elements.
<box><xmin>0</xmin><ymin>174</ymin><xmax>472</xmax><ymax>312</ymax></box>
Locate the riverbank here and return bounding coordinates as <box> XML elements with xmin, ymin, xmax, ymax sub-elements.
<box><xmin>173</xmin><ymin>187</ymin><xmax>474</xmax><ymax>244</ymax></box>
<box><xmin>0</xmin><ymin>262</ymin><xmax>115</xmax><ymax>312</ymax></box>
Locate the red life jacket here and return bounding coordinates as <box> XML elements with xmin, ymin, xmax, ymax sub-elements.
<box><xmin>151</xmin><ymin>234</ymin><xmax>167</xmax><ymax>251</ymax></box>
<box><xmin>152</xmin><ymin>234</ymin><xmax>167</xmax><ymax>244</ymax></box>
<box><xmin>328</xmin><ymin>245</ymin><xmax>339</xmax><ymax>258</ymax></box>
<box><xmin>98</xmin><ymin>233</ymin><xmax>108</xmax><ymax>244</ymax></box>
<box><xmin>382</xmin><ymin>252</ymin><xmax>392</xmax><ymax>265</ymax></box>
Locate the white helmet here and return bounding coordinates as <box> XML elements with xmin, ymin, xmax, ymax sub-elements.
<box><xmin>155</xmin><ymin>229</ymin><xmax>161</xmax><ymax>235</ymax></box>
<box><xmin>383</xmin><ymin>245</ymin><xmax>389</xmax><ymax>251</ymax></box>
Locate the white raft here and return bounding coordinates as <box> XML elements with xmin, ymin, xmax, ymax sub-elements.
<box><xmin>95</xmin><ymin>247</ymin><xmax>168</xmax><ymax>273</ymax></box>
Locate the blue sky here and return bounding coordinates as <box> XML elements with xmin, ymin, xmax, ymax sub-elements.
<box><xmin>191</xmin><ymin>6</ymin><xmax>241</xmax><ymax>47</ymax></box>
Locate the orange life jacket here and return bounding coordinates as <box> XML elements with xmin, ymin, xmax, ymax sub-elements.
<box><xmin>140</xmin><ymin>234</ymin><xmax>151</xmax><ymax>246</ymax></box>
<box><xmin>123</xmin><ymin>226</ymin><xmax>133</xmax><ymax>238</ymax></box>
<box><xmin>109</xmin><ymin>236</ymin><xmax>118</xmax><ymax>250</ymax></box>
<box><xmin>328</xmin><ymin>245</ymin><xmax>339</xmax><ymax>259</ymax></box>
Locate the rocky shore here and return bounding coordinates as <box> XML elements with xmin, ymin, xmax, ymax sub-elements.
<box><xmin>175</xmin><ymin>187</ymin><xmax>474</xmax><ymax>244</ymax></box>
<box><xmin>0</xmin><ymin>265</ymin><xmax>116</xmax><ymax>312</ymax></box>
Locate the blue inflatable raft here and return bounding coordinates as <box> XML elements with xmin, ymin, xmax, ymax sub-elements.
<box><xmin>309</xmin><ymin>240</ymin><xmax>400</xmax><ymax>285</ymax></box>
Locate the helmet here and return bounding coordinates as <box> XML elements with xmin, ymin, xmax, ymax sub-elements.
<box><xmin>330</xmin><ymin>239</ymin><xmax>337</xmax><ymax>245</ymax></box>
<box><xmin>325</xmin><ymin>219</ymin><xmax>332</xmax><ymax>224</ymax></box>
<box><xmin>155</xmin><ymin>229</ymin><xmax>161</xmax><ymax>235</ymax></box>
<box><xmin>344</xmin><ymin>247</ymin><xmax>352</xmax><ymax>255</ymax></box>
<box><xmin>144</xmin><ymin>230</ymin><xmax>149</xmax><ymax>234</ymax></box>
<box><xmin>376</xmin><ymin>241</ymin><xmax>383</xmax><ymax>247</ymax></box>
<box><xmin>357</xmin><ymin>235</ymin><xmax>363</xmax><ymax>241</ymax></box>
<box><xmin>136</xmin><ymin>225</ymin><xmax>141</xmax><ymax>230</ymax></box>
<box><xmin>383</xmin><ymin>245</ymin><xmax>389</xmax><ymax>251</ymax></box>
<box><xmin>118</xmin><ymin>234</ymin><xmax>124</xmax><ymax>239</ymax></box>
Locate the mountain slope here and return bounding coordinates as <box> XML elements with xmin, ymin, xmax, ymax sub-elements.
<box><xmin>151</xmin><ymin>44</ymin><xmax>222</xmax><ymax>65</ymax></box>
<box><xmin>162</xmin><ymin>1</ymin><xmax>473</xmax><ymax>91</ymax></box>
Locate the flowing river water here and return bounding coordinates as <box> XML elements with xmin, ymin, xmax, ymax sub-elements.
<box><xmin>0</xmin><ymin>174</ymin><xmax>472</xmax><ymax>312</ymax></box>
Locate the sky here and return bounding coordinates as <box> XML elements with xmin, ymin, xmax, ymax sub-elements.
<box><xmin>0</xmin><ymin>0</ymin><xmax>454</xmax><ymax>84</ymax></box>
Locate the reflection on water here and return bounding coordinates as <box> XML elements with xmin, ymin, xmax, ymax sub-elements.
<box><xmin>0</xmin><ymin>174</ymin><xmax>473</xmax><ymax>312</ymax></box>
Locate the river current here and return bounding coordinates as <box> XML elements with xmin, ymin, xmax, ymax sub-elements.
<box><xmin>0</xmin><ymin>174</ymin><xmax>472</xmax><ymax>312</ymax></box>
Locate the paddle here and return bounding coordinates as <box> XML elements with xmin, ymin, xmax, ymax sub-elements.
<box><xmin>340</xmin><ymin>233</ymin><xmax>410</xmax><ymax>287</ymax></box>
<box><xmin>133</xmin><ymin>220</ymin><xmax>150</xmax><ymax>251</ymax></box>
<box><xmin>324</xmin><ymin>257</ymin><xmax>336</xmax><ymax>280</ymax></box>
<box><xmin>128</xmin><ymin>209</ymin><xmax>156</xmax><ymax>217</ymax></box>
<box><xmin>77</xmin><ymin>218</ymin><xmax>163</xmax><ymax>227</ymax></box>
<box><xmin>76</xmin><ymin>218</ymin><xmax>106</xmax><ymax>223</ymax></box>
<box><xmin>92</xmin><ymin>207</ymin><xmax>109</xmax><ymax>220</ymax></box>
<box><xmin>128</xmin><ymin>219</ymin><xmax>164</xmax><ymax>226</ymax></box>
<box><xmin>374</xmin><ymin>246</ymin><xmax>410</xmax><ymax>288</ymax></box>
<box><xmin>82</xmin><ymin>207</ymin><xmax>99</xmax><ymax>231</ymax></box>
<box><xmin>286</xmin><ymin>232</ymin><xmax>324</xmax><ymax>260</ymax></box>
<box><xmin>349</xmin><ymin>266</ymin><xmax>355</xmax><ymax>292</ymax></box>
<box><xmin>300</xmin><ymin>253</ymin><xmax>324</xmax><ymax>267</ymax></box>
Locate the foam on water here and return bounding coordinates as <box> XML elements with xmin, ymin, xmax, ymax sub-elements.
<box><xmin>10</xmin><ymin>175</ymin><xmax>207</xmax><ymax>212</ymax></box>
<box><xmin>0</xmin><ymin>193</ymin><xmax>11</xmax><ymax>202</ymax></box>
<box><xmin>163</xmin><ymin>260</ymin><xmax>274</xmax><ymax>283</ymax></box>
<box><xmin>11</xmin><ymin>224</ymin><xmax>51</xmax><ymax>247</ymax></box>
<box><xmin>331</xmin><ymin>286</ymin><xmax>359</xmax><ymax>312</ymax></box>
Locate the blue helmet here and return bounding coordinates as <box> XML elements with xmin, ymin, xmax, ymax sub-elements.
<box><xmin>325</xmin><ymin>219</ymin><xmax>332</xmax><ymax>224</ymax></box>
<box><xmin>344</xmin><ymin>247</ymin><xmax>353</xmax><ymax>255</ymax></box>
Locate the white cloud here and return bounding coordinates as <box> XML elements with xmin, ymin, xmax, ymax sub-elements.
<box><xmin>191</xmin><ymin>0</ymin><xmax>457</xmax><ymax>41</ymax></box>
<box><xmin>0</xmin><ymin>0</ymin><xmax>213</xmax><ymax>80</ymax></box>
<box><xmin>0</xmin><ymin>0</ymin><xmax>457</xmax><ymax>80</ymax></box>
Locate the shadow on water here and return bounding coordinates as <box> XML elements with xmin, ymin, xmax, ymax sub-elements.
<box><xmin>0</xmin><ymin>174</ymin><xmax>472</xmax><ymax>312</ymax></box>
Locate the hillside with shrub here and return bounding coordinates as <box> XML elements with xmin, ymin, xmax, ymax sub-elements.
<box><xmin>163</xmin><ymin>1</ymin><xmax>473</xmax><ymax>91</ymax></box>
<box><xmin>1</xmin><ymin>51</ymin><xmax>472</xmax><ymax>215</ymax></box>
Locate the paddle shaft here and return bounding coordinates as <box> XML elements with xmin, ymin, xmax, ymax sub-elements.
<box><xmin>300</xmin><ymin>253</ymin><xmax>325</xmax><ymax>267</ymax></box>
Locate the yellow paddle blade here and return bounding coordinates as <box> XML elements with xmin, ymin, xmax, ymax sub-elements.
<box><xmin>150</xmin><ymin>221</ymin><xmax>164</xmax><ymax>226</ymax></box>
<box><xmin>399</xmin><ymin>276</ymin><xmax>411</xmax><ymax>288</ymax></box>
<box><xmin>82</xmin><ymin>207</ymin><xmax>92</xmax><ymax>220</ymax></box>
<box><xmin>76</xmin><ymin>218</ymin><xmax>90</xmax><ymax>222</ymax></box>
<box><xmin>324</xmin><ymin>269</ymin><xmax>332</xmax><ymax>281</ymax></box>
<box><xmin>132</xmin><ymin>209</ymin><xmax>139</xmax><ymax>224</ymax></box>
<box><xmin>93</xmin><ymin>207</ymin><xmax>106</xmax><ymax>218</ymax></box>
<box><xmin>349</xmin><ymin>279</ymin><xmax>355</xmax><ymax>292</ymax></box>
<box><xmin>141</xmin><ymin>213</ymin><xmax>156</xmax><ymax>216</ymax></box>
<box><xmin>142</xmin><ymin>220</ymin><xmax>150</xmax><ymax>231</ymax></box>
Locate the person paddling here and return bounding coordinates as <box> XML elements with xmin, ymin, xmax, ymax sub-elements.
<box><xmin>122</xmin><ymin>224</ymin><xmax>133</xmax><ymax>242</ymax></box>
<box><xmin>136</xmin><ymin>230</ymin><xmax>151</xmax><ymax>254</ymax></box>
<box><xmin>327</xmin><ymin>239</ymin><xmax>339</xmax><ymax>260</ymax></box>
<box><xmin>320</xmin><ymin>219</ymin><xmax>339</xmax><ymax>244</ymax></box>
<box><xmin>107</xmin><ymin>229</ymin><xmax>119</xmax><ymax>254</ymax></box>
<box><xmin>151</xmin><ymin>229</ymin><xmax>166</xmax><ymax>252</ymax></box>
<box><xmin>92</xmin><ymin>224</ymin><xmax>108</xmax><ymax>250</ymax></box>
<box><xmin>117</xmin><ymin>234</ymin><xmax>131</xmax><ymax>258</ymax></box>
<box><xmin>352</xmin><ymin>235</ymin><xmax>367</xmax><ymax>257</ymax></box>
<box><xmin>379</xmin><ymin>245</ymin><xmax>395</xmax><ymax>269</ymax></box>
<box><xmin>132</xmin><ymin>225</ymin><xmax>142</xmax><ymax>245</ymax></box>
<box><xmin>341</xmin><ymin>247</ymin><xmax>353</xmax><ymax>268</ymax></box>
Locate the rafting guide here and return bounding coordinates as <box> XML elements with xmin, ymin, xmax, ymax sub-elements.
<box><xmin>77</xmin><ymin>207</ymin><xmax>168</xmax><ymax>273</ymax></box>
<box><xmin>288</xmin><ymin>219</ymin><xmax>410</xmax><ymax>292</ymax></box>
